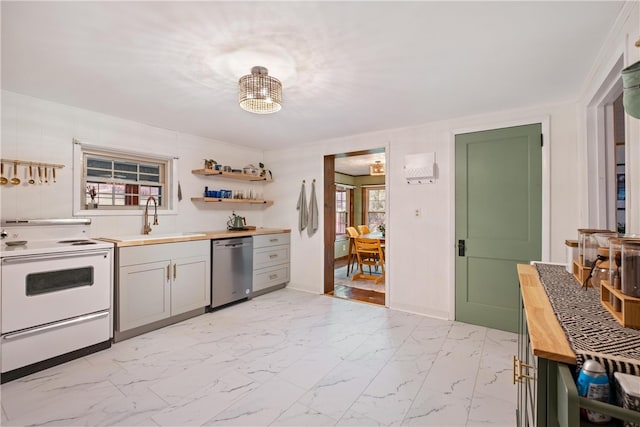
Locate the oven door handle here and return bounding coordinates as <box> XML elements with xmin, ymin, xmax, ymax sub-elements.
<box><xmin>2</xmin><ymin>311</ymin><xmax>109</xmax><ymax>341</ymax></box>
<box><xmin>1</xmin><ymin>250</ymin><xmax>111</xmax><ymax>264</ymax></box>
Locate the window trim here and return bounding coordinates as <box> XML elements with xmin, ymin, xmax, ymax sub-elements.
<box><xmin>335</xmin><ymin>184</ymin><xmax>354</xmax><ymax>237</ymax></box>
<box><xmin>335</xmin><ymin>188</ymin><xmax>348</xmax><ymax>236</ymax></box>
<box><xmin>363</xmin><ymin>185</ymin><xmax>386</xmax><ymax>229</ymax></box>
<box><xmin>73</xmin><ymin>140</ymin><xmax>179</xmax><ymax>216</ymax></box>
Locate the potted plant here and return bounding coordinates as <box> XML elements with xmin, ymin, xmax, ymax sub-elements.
<box><xmin>204</xmin><ymin>159</ymin><xmax>217</xmax><ymax>169</ymax></box>
<box><xmin>259</xmin><ymin>162</ymin><xmax>272</xmax><ymax>180</ymax></box>
<box><xmin>87</xmin><ymin>185</ymin><xmax>98</xmax><ymax>209</ymax></box>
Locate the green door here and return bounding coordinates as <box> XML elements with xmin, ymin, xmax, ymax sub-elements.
<box><xmin>455</xmin><ymin>124</ymin><xmax>542</xmax><ymax>332</ymax></box>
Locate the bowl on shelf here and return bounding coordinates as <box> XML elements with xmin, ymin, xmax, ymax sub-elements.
<box><xmin>243</xmin><ymin>165</ymin><xmax>259</xmax><ymax>176</ymax></box>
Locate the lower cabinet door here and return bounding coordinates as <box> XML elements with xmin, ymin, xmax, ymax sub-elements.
<box><xmin>171</xmin><ymin>255</ymin><xmax>210</xmax><ymax>315</ymax></box>
<box><xmin>119</xmin><ymin>260</ymin><xmax>171</xmax><ymax>331</ymax></box>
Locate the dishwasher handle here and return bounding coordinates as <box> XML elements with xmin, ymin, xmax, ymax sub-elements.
<box><xmin>223</xmin><ymin>242</ymin><xmax>251</xmax><ymax>248</ymax></box>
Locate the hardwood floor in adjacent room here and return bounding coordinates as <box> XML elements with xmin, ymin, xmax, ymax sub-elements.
<box><xmin>331</xmin><ymin>283</ymin><xmax>385</xmax><ymax>305</ymax></box>
<box><xmin>329</xmin><ymin>257</ymin><xmax>385</xmax><ymax>306</ymax></box>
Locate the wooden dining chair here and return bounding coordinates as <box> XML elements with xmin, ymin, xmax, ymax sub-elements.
<box><xmin>352</xmin><ymin>237</ymin><xmax>385</xmax><ymax>284</ymax></box>
<box><xmin>357</xmin><ymin>225</ymin><xmax>370</xmax><ymax>235</ymax></box>
<box><xmin>345</xmin><ymin>226</ymin><xmax>360</xmax><ymax>276</ymax></box>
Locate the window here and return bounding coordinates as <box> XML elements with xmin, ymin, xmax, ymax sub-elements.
<box><xmin>336</xmin><ymin>189</ymin><xmax>347</xmax><ymax>235</ymax></box>
<box><xmin>364</xmin><ymin>186</ymin><xmax>385</xmax><ymax>230</ymax></box>
<box><xmin>74</xmin><ymin>142</ymin><xmax>175</xmax><ymax>213</ymax></box>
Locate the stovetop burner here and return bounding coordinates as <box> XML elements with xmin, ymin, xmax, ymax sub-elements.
<box><xmin>1</xmin><ymin>219</ymin><xmax>114</xmax><ymax>257</ymax></box>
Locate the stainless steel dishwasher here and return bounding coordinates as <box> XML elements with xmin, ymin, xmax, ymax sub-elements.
<box><xmin>211</xmin><ymin>237</ymin><xmax>253</xmax><ymax>308</ymax></box>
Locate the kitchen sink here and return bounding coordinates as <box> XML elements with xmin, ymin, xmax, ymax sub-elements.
<box><xmin>107</xmin><ymin>232</ymin><xmax>207</xmax><ymax>242</ymax></box>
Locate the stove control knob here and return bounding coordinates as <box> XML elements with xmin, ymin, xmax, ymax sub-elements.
<box><xmin>0</xmin><ymin>230</ymin><xmax>7</xmax><ymax>239</ymax></box>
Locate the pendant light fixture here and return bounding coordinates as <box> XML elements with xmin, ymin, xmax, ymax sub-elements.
<box><xmin>238</xmin><ymin>66</ymin><xmax>282</xmax><ymax>114</ymax></box>
<box><xmin>370</xmin><ymin>161</ymin><xmax>385</xmax><ymax>176</ymax></box>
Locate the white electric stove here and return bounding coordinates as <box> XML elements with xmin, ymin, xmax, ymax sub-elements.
<box><xmin>0</xmin><ymin>218</ymin><xmax>114</xmax><ymax>383</ymax></box>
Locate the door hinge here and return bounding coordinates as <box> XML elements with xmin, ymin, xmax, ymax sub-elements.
<box><xmin>540</xmin><ymin>134</ymin><xmax>543</xmax><ymax>147</ymax></box>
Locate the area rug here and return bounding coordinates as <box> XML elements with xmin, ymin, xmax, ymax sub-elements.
<box><xmin>334</xmin><ymin>265</ymin><xmax>385</xmax><ymax>293</ymax></box>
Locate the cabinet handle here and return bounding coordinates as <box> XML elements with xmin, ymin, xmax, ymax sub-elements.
<box><xmin>173</xmin><ymin>264</ymin><xmax>177</xmax><ymax>280</ymax></box>
<box><xmin>512</xmin><ymin>355</ymin><xmax>535</xmax><ymax>384</ymax></box>
<box><xmin>269</xmin><ymin>254</ymin><xmax>278</xmax><ymax>259</ymax></box>
<box><xmin>269</xmin><ymin>273</ymin><xmax>278</xmax><ymax>280</ymax></box>
<box><xmin>167</xmin><ymin>264</ymin><xmax>170</xmax><ymax>281</ymax></box>
<box><xmin>269</xmin><ymin>238</ymin><xmax>278</xmax><ymax>243</ymax></box>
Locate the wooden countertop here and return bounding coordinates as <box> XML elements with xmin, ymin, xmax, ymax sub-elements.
<box><xmin>518</xmin><ymin>264</ymin><xmax>576</xmax><ymax>365</ymax></box>
<box><xmin>99</xmin><ymin>228</ymin><xmax>291</xmax><ymax>247</ymax></box>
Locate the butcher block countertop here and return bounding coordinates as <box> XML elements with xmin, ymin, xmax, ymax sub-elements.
<box><xmin>99</xmin><ymin>228</ymin><xmax>291</xmax><ymax>247</ymax></box>
<box><xmin>518</xmin><ymin>264</ymin><xmax>576</xmax><ymax>365</ymax></box>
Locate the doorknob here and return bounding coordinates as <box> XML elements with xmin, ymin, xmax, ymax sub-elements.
<box><xmin>458</xmin><ymin>240</ymin><xmax>466</xmax><ymax>256</ymax></box>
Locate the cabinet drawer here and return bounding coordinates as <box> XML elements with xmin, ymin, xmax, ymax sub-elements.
<box><xmin>253</xmin><ymin>265</ymin><xmax>290</xmax><ymax>292</ymax></box>
<box><xmin>253</xmin><ymin>233</ymin><xmax>290</xmax><ymax>249</ymax></box>
<box><xmin>253</xmin><ymin>245</ymin><xmax>290</xmax><ymax>269</ymax></box>
<box><xmin>119</xmin><ymin>240</ymin><xmax>209</xmax><ymax>266</ymax></box>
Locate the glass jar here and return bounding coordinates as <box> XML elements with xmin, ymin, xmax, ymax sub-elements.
<box><xmin>578</xmin><ymin>229</ymin><xmax>613</xmax><ymax>267</ymax></box>
<box><xmin>621</xmin><ymin>238</ymin><xmax>640</xmax><ymax>298</ymax></box>
<box><xmin>584</xmin><ymin>231</ymin><xmax>617</xmax><ymax>267</ymax></box>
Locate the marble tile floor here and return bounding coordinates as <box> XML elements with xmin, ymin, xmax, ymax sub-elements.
<box><xmin>1</xmin><ymin>289</ymin><xmax>517</xmax><ymax>426</ymax></box>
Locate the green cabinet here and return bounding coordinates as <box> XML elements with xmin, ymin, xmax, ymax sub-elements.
<box><xmin>517</xmin><ymin>264</ymin><xmax>640</xmax><ymax>426</ymax></box>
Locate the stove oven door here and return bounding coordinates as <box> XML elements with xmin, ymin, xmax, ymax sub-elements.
<box><xmin>1</xmin><ymin>248</ymin><xmax>112</xmax><ymax>332</ymax></box>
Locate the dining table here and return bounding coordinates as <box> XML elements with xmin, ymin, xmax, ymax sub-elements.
<box><xmin>359</xmin><ymin>231</ymin><xmax>385</xmax><ymax>242</ymax></box>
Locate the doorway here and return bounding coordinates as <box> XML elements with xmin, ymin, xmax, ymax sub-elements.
<box><xmin>607</xmin><ymin>94</ymin><xmax>626</xmax><ymax>233</ymax></box>
<box><xmin>585</xmin><ymin>55</ymin><xmax>626</xmax><ymax>230</ymax></box>
<box><xmin>323</xmin><ymin>148</ymin><xmax>387</xmax><ymax>306</ymax></box>
<box><xmin>455</xmin><ymin>124</ymin><xmax>542</xmax><ymax>332</ymax></box>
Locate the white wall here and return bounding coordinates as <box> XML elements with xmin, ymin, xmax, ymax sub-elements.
<box><xmin>264</xmin><ymin>102</ymin><xmax>580</xmax><ymax>319</ymax></box>
<box><xmin>0</xmin><ymin>91</ymin><xmax>271</xmax><ymax>237</ymax></box>
<box><xmin>3</xmin><ymin>1</ymin><xmax>632</xmax><ymax>322</ymax></box>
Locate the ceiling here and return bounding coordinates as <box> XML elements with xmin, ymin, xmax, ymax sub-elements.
<box><xmin>1</xmin><ymin>1</ymin><xmax>625</xmax><ymax>151</ymax></box>
<box><xmin>335</xmin><ymin>152</ymin><xmax>386</xmax><ymax>176</ymax></box>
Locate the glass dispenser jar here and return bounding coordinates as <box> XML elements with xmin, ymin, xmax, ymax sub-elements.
<box><xmin>620</xmin><ymin>239</ymin><xmax>640</xmax><ymax>298</ymax></box>
<box><xmin>592</xmin><ymin>246</ymin><xmax>611</xmax><ymax>292</ymax></box>
<box><xmin>579</xmin><ymin>229</ymin><xmax>616</xmax><ymax>267</ymax></box>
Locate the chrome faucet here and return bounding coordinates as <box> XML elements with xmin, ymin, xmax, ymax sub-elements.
<box><xmin>143</xmin><ymin>196</ymin><xmax>158</xmax><ymax>235</ymax></box>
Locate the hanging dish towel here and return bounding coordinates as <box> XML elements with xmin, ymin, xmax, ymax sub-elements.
<box><xmin>297</xmin><ymin>182</ymin><xmax>308</xmax><ymax>232</ymax></box>
<box><xmin>308</xmin><ymin>180</ymin><xmax>319</xmax><ymax>237</ymax></box>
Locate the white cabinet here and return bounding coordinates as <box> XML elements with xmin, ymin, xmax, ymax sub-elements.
<box><xmin>252</xmin><ymin>233</ymin><xmax>290</xmax><ymax>295</ymax></box>
<box><xmin>119</xmin><ymin>260</ymin><xmax>171</xmax><ymax>331</ymax></box>
<box><xmin>116</xmin><ymin>240</ymin><xmax>210</xmax><ymax>340</ymax></box>
<box><xmin>172</xmin><ymin>255</ymin><xmax>211</xmax><ymax>314</ymax></box>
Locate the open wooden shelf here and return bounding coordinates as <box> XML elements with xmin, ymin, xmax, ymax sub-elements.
<box><xmin>191</xmin><ymin>197</ymin><xmax>273</xmax><ymax>206</ymax></box>
<box><xmin>600</xmin><ymin>280</ymin><xmax>640</xmax><ymax>329</ymax></box>
<box><xmin>192</xmin><ymin>169</ymin><xmax>272</xmax><ymax>182</ymax></box>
